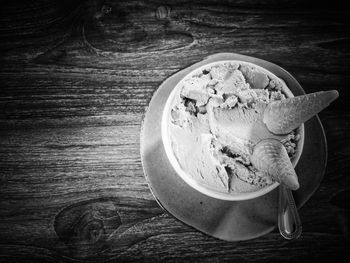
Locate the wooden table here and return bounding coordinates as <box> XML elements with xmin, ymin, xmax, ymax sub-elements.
<box><xmin>1</xmin><ymin>0</ymin><xmax>349</xmax><ymax>261</ymax></box>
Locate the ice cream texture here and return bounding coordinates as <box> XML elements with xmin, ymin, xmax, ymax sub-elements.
<box><xmin>168</xmin><ymin>62</ymin><xmax>338</xmax><ymax>193</ymax></box>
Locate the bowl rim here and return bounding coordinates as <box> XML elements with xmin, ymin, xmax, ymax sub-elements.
<box><xmin>161</xmin><ymin>60</ymin><xmax>305</xmax><ymax>201</ymax></box>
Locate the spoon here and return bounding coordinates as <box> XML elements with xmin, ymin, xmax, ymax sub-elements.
<box><xmin>278</xmin><ymin>185</ymin><xmax>302</xmax><ymax>239</ymax></box>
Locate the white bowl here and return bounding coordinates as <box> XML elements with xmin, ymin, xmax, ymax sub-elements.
<box><xmin>161</xmin><ymin>60</ymin><xmax>305</xmax><ymax>201</ymax></box>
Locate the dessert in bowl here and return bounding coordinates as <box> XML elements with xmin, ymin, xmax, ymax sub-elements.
<box><xmin>161</xmin><ymin>60</ymin><xmax>338</xmax><ymax>201</ymax></box>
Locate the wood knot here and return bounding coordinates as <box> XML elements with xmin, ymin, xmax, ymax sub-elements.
<box><xmin>73</xmin><ymin>212</ymin><xmax>105</xmax><ymax>244</ymax></box>
<box><xmin>94</xmin><ymin>4</ymin><xmax>112</xmax><ymax>19</ymax></box>
<box><xmin>53</xmin><ymin>197</ymin><xmax>163</xmax><ymax>259</ymax></box>
<box><xmin>155</xmin><ymin>6</ymin><xmax>170</xmax><ymax>20</ymax></box>
<box><xmin>54</xmin><ymin>199</ymin><xmax>121</xmax><ymax>258</ymax></box>
<box><xmin>101</xmin><ymin>5</ymin><xmax>112</xmax><ymax>15</ymax></box>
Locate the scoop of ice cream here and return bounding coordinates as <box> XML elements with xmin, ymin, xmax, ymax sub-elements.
<box><xmin>208</xmin><ymin>101</ymin><xmax>288</xmax><ymax>145</ymax></box>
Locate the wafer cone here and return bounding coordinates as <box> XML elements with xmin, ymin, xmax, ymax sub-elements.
<box><xmin>251</xmin><ymin>139</ymin><xmax>299</xmax><ymax>190</ymax></box>
<box><xmin>263</xmin><ymin>90</ymin><xmax>339</xmax><ymax>134</ymax></box>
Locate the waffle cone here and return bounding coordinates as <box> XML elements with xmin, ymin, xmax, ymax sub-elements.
<box><xmin>251</xmin><ymin>139</ymin><xmax>299</xmax><ymax>190</ymax></box>
<box><xmin>263</xmin><ymin>90</ymin><xmax>339</xmax><ymax>134</ymax></box>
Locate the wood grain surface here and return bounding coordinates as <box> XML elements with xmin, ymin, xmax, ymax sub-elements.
<box><xmin>1</xmin><ymin>0</ymin><xmax>349</xmax><ymax>262</ymax></box>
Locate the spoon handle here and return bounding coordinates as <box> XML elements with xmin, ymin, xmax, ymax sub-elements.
<box><xmin>278</xmin><ymin>185</ymin><xmax>302</xmax><ymax>240</ymax></box>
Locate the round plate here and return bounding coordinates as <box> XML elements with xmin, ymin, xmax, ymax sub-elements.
<box><xmin>140</xmin><ymin>53</ymin><xmax>327</xmax><ymax>241</ymax></box>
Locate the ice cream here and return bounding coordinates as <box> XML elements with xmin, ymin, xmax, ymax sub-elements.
<box><xmin>166</xmin><ymin>61</ymin><xmax>338</xmax><ymax>194</ymax></box>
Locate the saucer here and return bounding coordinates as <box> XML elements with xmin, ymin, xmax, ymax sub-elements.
<box><xmin>140</xmin><ymin>53</ymin><xmax>327</xmax><ymax>241</ymax></box>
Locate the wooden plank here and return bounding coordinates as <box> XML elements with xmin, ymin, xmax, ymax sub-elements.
<box><xmin>0</xmin><ymin>0</ymin><xmax>349</xmax><ymax>261</ymax></box>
